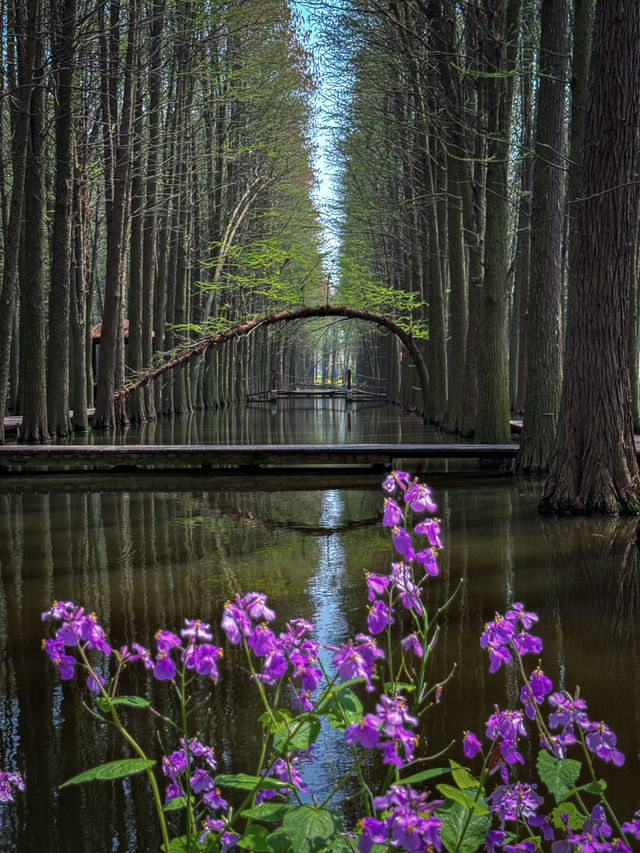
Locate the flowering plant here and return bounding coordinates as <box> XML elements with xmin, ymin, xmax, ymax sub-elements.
<box><xmin>37</xmin><ymin>472</ymin><xmax>639</xmax><ymax>852</ymax></box>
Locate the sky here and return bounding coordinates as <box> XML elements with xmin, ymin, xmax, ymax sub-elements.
<box><xmin>292</xmin><ymin>1</ymin><xmax>349</xmax><ymax>274</ymax></box>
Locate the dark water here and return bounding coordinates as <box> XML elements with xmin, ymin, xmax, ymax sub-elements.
<box><xmin>58</xmin><ymin>398</ymin><xmax>463</xmax><ymax>446</ymax></box>
<box><xmin>0</xmin><ymin>404</ymin><xmax>639</xmax><ymax>851</ymax></box>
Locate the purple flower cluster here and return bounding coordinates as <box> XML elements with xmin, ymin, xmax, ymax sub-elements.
<box><xmin>480</xmin><ymin>604</ymin><xmax>541</xmax><ymax>673</ymax></box>
<box><xmin>221</xmin><ymin>594</ymin><xmax>321</xmax><ymax>708</ymax></box>
<box><xmin>359</xmin><ymin>785</ymin><xmax>442</xmax><ymax>853</ymax></box>
<box><xmin>357</xmin><ymin>472</ymin><xmax>443</xmax><ymax>669</ymax></box>
<box><xmin>488</xmin><ymin>780</ymin><xmax>543</xmax><ymax>824</ymax></box>
<box><xmin>126</xmin><ymin>619</ymin><xmax>223</xmax><ymax>683</ymax></box>
<box><xmin>162</xmin><ymin>737</ymin><xmax>221</xmax><ymax>805</ymax></box>
<box><xmin>345</xmin><ymin>693</ymin><xmax>418</xmax><ymax>768</ymax></box>
<box><xmin>331</xmin><ymin>634</ymin><xmax>384</xmax><ymax>692</ymax></box>
<box><xmin>544</xmin><ymin>691</ymin><xmax>625</xmax><ymax>766</ymax></box>
<box><xmin>255</xmin><ymin>751</ymin><xmax>310</xmax><ymax>803</ymax></box>
<box><xmin>42</xmin><ymin>601</ymin><xmax>111</xmax><ymax>692</ymax></box>
<box><xmin>0</xmin><ymin>771</ymin><xmax>24</xmax><ymax>827</ymax></box>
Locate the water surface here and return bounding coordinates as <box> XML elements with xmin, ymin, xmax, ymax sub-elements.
<box><xmin>0</xmin><ymin>406</ymin><xmax>637</xmax><ymax>850</ymax></box>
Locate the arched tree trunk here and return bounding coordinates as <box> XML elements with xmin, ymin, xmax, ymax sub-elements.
<box><xmin>113</xmin><ymin>305</ymin><xmax>430</xmax><ymax>417</ymax></box>
<box><xmin>540</xmin><ymin>0</ymin><xmax>640</xmax><ymax>514</ymax></box>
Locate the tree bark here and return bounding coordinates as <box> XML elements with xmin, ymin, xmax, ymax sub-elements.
<box><xmin>515</xmin><ymin>0</ymin><xmax>568</xmax><ymax>474</ymax></box>
<box><xmin>540</xmin><ymin>0</ymin><xmax>640</xmax><ymax>513</ymax></box>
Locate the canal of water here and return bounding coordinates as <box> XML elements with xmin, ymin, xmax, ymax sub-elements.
<box><xmin>0</xmin><ymin>401</ymin><xmax>638</xmax><ymax>850</ymax></box>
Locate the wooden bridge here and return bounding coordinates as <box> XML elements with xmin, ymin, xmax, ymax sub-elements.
<box><xmin>245</xmin><ymin>387</ymin><xmax>387</xmax><ymax>402</ymax></box>
<box><xmin>0</xmin><ymin>442</ymin><xmax>518</xmax><ymax>475</ymax></box>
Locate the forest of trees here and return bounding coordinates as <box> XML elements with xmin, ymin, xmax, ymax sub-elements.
<box><xmin>1</xmin><ymin>0</ymin><xmax>639</xmax><ymax>513</ymax></box>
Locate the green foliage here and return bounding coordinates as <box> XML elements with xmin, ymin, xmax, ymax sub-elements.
<box><xmin>536</xmin><ymin>749</ymin><xmax>582</xmax><ymax>802</ymax></box>
<box><xmin>60</xmin><ymin>758</ymin><xmax>156</xmax><ymax>788</ymax></box>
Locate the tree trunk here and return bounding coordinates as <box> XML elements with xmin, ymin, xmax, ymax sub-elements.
<box><xmin>540</xmin><ymin>0</ymin><xmax>640</xmax><ymax>513</ymax></box>
<box><xmin>475</xmin><ymin>0</ymin><xmax>521</xmax><ymax>444</ymax></box>
<box><xmin>515</xmin><ymin>0</ymin><xmax>568</xmax><ymax>474</ymax></box>
<box><xmin>19</xmin><ymin>22</ymin><xmax>49</xmax><ymax>443</ymax></box>
<box><xmin>0</xmin><ymin>0</ymin><xmax>40</xmax><ymax>444</ymax></box>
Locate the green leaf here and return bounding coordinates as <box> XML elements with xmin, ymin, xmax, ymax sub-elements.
<box><xmin>536</xmin><ymin>750</ymin><xmax>582</xmax><ymax>802</ymax></box>
<box><xmin>241</xmin><ymin>802</ymin><xmax>294</xmax><ymax>823</ymax></box>
<box><xmin>450</xmin><ymin>761</ymin><xmax>481</xmax><ymax>792</ymax></box>
<box><xmin>318</xmin><ymin>688</ymin><xmax>363</xmax><ymax>731</ymax></box>
<box><xmin>281</xmin><ymin>805</ymin><xmax>343</xmax><ymax>852</ymax></box>
<box><xmin>551</xmin><ymin>802</ymin><xmax>586</xmax><ymax>831</ymax></box>
<box><xmin>382</xmin><ymin>681</ymin><xmax>415</xmax><ymax>693</ymax></box>
<box><xmin>259</xmin><ymin>709</ymin><xmax>292</xmax><ymax>735</ymax></box>
<box><xmin>237</xmin><ymin>825</ymin><xmax>270</xmax><ymax>851</ymax></box>
<box><xmin>436</xmin><ymin>784</ymin><xmax>489</xmax><ymax>816</ymax></box>
<box><xmin>162</xmin><ymin>796</ymin><xmax>187</xmax><ymax>812</ymax></box>
<box><xmin>60</xmin><ymin>758</ymin><xmax>156</xmax><ymax>788</ymax></box>
<box><xmin>273</xmin><ymin>717</ymin><xmax>321</xmax><ymax>752</ymax></box>
<box><xmin>97</xmin><ymin>695</ymin><xmax>151</xmax><ymax>714</ymax></box>
<box><xmin>437</xmin><ymin>801</ymin><xmax>491</xmax><ymax>853</ymax></box>
<box><xmin>266</xmin><ymin>827</ymin><xmax>292</xmax><ymax>853</ymax></box>
<box><xmin>400</xmin><ymin>767</ymin><xmax>451</xmax><ymax>786</ymax></box>
<box><xmin>215</xmin><ymin>773</ymin><xmax>290</xmax><ymax>792</ymax></box>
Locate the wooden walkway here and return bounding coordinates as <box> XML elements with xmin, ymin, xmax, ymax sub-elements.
<box><xmin>0</xmin><ymin>443</ymin><xmax>518</xmax><ymax>474</ymax></box>
<box><xmin>245</xmin><ymin>388</ymin><xmax>387</xmax><ymax>402</ymax></box>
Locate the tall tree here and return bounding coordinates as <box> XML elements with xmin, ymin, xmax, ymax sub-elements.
<box><xmin>515</xmin><ymin>0</ymin><xmax>569</xmax><ymax>473</ymax></box>
<box><xmin>474</xmin><ymin>0</ymin><xmax>521</xmax><ymax>443</ymax></box>
<box><xmin>540</xmin><ymin>0</ymin><xmax>640</xmax><ymax>513</ymax></box>
<box><xmin>0</xmin><ymin>0</ymin><xmax>40</xmax><ymax>444</ymax></box>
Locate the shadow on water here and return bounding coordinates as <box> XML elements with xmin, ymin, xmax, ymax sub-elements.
<box><xmin>0</xmin><ymin>411</ymin><xmax>638</xmax><ymax>849</ymax></box>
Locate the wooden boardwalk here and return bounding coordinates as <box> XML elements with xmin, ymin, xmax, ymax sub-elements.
<box><xmin>0</xmin><ymin>443</ymin><xmax>518</xmax><ymax>474</ymax></box>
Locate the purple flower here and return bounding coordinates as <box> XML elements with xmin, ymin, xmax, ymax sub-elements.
<box><xmin>521</xmin><ymin>666</ymin><xmax>553</xmax><ymax>719</ymax></box>
<box><xmin>486</xmin><ymin>707</ymin><xmax>527</xmax><ymax>741</ymax></box>
<box><xmin>248</xmin><ymin>624</ymin><xmax>278</xmax><ymax>657</ymax></box>
<box><xmin>486</xmin><ymin>643</ymin><xmax>511</xmax><ymax>673</ymax></box>
<box><xmin>381</xmin><ymin>471</ymin><xmax>410</xmax><ymax>495</ymax></box>
<box><xmin>203</xmin><ymin>788</ymin><xmax>227</xmax><ymax>810</ymax></box>
<box><xmin>360</xmin><ymin>785</ymin><xmax>442</xmax><ymax>853</ymax></box>
<box><xmin>367</xmin><ymin>600</ymin><xmax>394</xmax><ymax>634</ymax></box>
<box><xmin>404</xmin><ymin>482</ymin><xmax>437</xmax><ymax>513</ymax></box>
<box><xmin>183</xmin><ymin>643</ymin><xmax>223</xmax><ymax>680</ymax></box>
<box><xmin>190</xmin><ymin>768</ymin><xmax>215</xmax><ymax>793</ymax></box>
<box><xmin>414</xmin><ymin>518</ymin><xmax>442</xmax><ymax>548</ymax></box>
<box><xmin>463</xmin><ymin>731</ymin><xmax>482</xmax><ymax>758</ymax></box>
<box><xmin>0</xmin><ymin>772</ymin><xmax>24</xmax><ymax>804</ymax></box>
<box><xmin>391</xmin><ymin>526</ymin><xmax>412</xmax><ymax>555</ymax></box>
<box><xmin>180</xmin><ymin>619</ymin><xmax>213</xmax><ymax>642</ymax></box>
<box><xmin>345</xmin><ymin>717</ymin><xmax>381</xmax><ymax>749</ymax></box>
<box><xmin>155</xmin><ymin>630</ymin><xmax>181</xmax><ymax>653</ymax></box>
<box><xmin>44</xmin><ymin>637</ymin><xmax>76</xmax><ymax>680</ymax></box>
<box><xmin>259</xmin><ymin>649</ymin><xmax>288</xmax><ymax>684</ymax></box>
<box><xmin>331</xmin><ymin>636</ymin><xmax>384</xmax><ymax>691</ymax></box>
<box><xmin>390</xmin><ymin>562</ymin><xmax>422</xmax><ymax>614</ymax></box>
<box><xmin>512</xmin><ymin>629</ymin><xmax>543</xmax><ymax>656</ymax></box>
<box><xmin>86</xmin><ymin>671</ymin><xmax>105</xmax><ymax>694</ymax></box>
<box><xmin>221</xmin><ymin>602</ymin><xmax>251</xmax><ymax>644</ymax></box>
<box><xmin>242</xmin><ymin>592</ymin><xmax>276</xmax><ymax>623</ymax></box>
<box><xmin>584</xmin><ymin>722</ymin><xmax>625</xmax><ymax>766</ymax></box>
<box><xmin>622</xmin><ymin>814</ymin><xmax>640</xmax><ymax>839</ymax></box>
<box><xmin>382</xmin><ymin>498</ymin><xmax>403</xmax><ymax>527</ymax></box>
<box><xmin>548</xmin><ymin>690</ymin><xmax>590</xmax><ymax>730</ymax></box>
<box><xmin>505</xmin><ymin>602</ymin><xmax>538</xmax><ymax>630</ymax></box>
<box><xmin>401</xmin><ymin>632</ymin><xmax>424</xmax><ymax>658</ymax></box>
<box><xmin>153</xmin><ymin>651</ymin><xmax>176</xmax><ymax>680</ymax></box>
<box><xmin>366</xmin><ymin>573</ymin><xmax>390</xmax><ymax>601</ymax></box>
<box><xmin>499</xmin><ymin>738</ymin><xmax>524</xmax><ymax>765</ymax></box>
<box><xmin>485</xmin><ymin>830</ymin><xmax>506</xmax><ymax>853</ymax></box>
<box><xmin>489</xmin><ymin>782</ymin><xmax>543</xmax><ymax>823</ymax></box>
<box><xmin>415</xmin><ymin>548</ymin><xmax>439</xmax><ymax>576</ymax></box>
<box><xmin>256</xmin><ymin>755</ymin><xmax>308</xmax><ymax>803</ymax></box>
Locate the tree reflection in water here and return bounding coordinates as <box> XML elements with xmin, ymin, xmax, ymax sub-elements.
<box><xmin>0</xmin><ymin>476</ymin><xmax>638</xmax><ymax>850</ymax></box>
